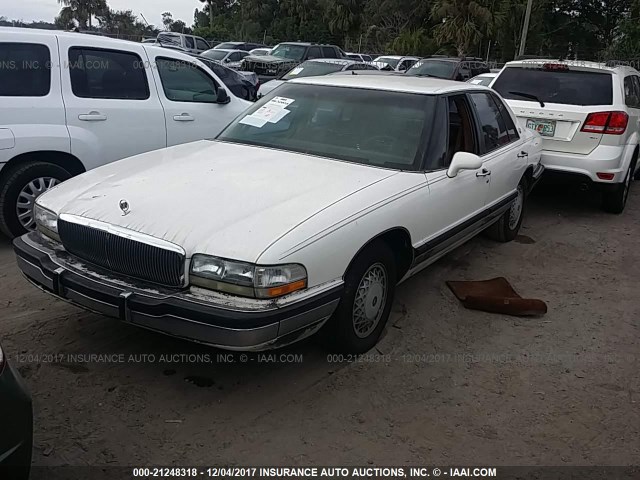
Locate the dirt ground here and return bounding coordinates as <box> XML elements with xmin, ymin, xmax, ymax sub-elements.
<box><xmin>0</xmin><ymin>182</ymin><xmax>638</xmax><ymax>468</ymax></box>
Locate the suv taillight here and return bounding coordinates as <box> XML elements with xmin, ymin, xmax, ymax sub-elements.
<box><xmin>0</xmin><ymin>343</ymin><xmax>5</xmax><ymax>373</ymax></box>
<box><xmin>581</xmin><ymin>111</ymin><xmax>628</xmax><ymax>135</ymax></box>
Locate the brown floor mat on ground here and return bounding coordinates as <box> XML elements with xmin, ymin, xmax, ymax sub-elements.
<box><xmin>446</xmin><ymin>277</ymin><xmax>547</xmax><ymax>317</ymax></box>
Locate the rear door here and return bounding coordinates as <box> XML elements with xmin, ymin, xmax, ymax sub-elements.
<box><xmin>468</xmin><ymin>91</ymin><xmax>525</xmax><ymax>204</ymax></box>
<box><xmin>492</xmin><ymin>64</ymin><xmax>614</xmax><ymax>155</ymax></box>
<box><xmin>58</xmin><ymin>38</ymin><xmax>166</xmax><ymax>170</ymax></box>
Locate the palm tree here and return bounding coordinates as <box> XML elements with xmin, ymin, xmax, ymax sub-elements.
<box><xmin>57</xmin><ymin>0</ymin><xmax>107</xmax><ymax>29</ymax></box>
<box><xmin>325</xmin><ymin>0</ymin><xmax>364</xmax><ymax>46</ymax></box>
<box><xmin>431</xmin><ymin>0</ymin><xmax>492</xmax><ymax>56</ymax></box>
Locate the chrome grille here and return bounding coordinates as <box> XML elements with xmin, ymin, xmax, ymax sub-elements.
<box><xmin>58</xmin><ymin>219</ymin><xmax>184</xmax><ymax>287</ymax></box>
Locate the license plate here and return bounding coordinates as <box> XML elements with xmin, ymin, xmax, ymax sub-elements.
<box><xmin>526</xmin><ymin>119</ymin><xmax>556</xmax><ymax>137</ymax></box>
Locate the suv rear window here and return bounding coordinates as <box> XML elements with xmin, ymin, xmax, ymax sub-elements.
<box><xmin>0</xmin><ymin>43</ymin><xmax>51</xmax><ymax>97</ymax></box>
<box><xmin>493</xmin><ymin>67</ymin><xmax>613</xmax><ymax>106</ymax></box>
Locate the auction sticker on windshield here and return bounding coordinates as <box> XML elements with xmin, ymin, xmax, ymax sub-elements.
<box><xmin>526</xmin><ymin>118</ymin><xmax>556</xmax><ymax>137</ymax></box>
<box><xmin>239</xmin><ymin>96</ymin><xmax>294</xmax><ymax>128</ymax></box>
<box><xmin>288</xmin><ymin>67</ymin><xmax>304</xmax><ymax>76</ymax></box>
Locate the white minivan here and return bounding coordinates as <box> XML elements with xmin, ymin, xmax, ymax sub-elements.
<box><xmin>0</xmin><ymin>28</ymin><xmax>251</xmax><ymax>237</ymax></box>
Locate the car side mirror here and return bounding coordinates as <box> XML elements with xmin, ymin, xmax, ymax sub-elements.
<box><xmin>224</xmin><ymin>58</ymin><xmax>231</xmax><ymax>63</ymax></box>
<box><xmin>216</xmin><ymin>87</ymin><xmax>230</xmax><ymax>104</ymax></box>
<box><xmin>447</xmin><ymin>152</ymin><xmax>483</xmax><ymax>178</ymax></box>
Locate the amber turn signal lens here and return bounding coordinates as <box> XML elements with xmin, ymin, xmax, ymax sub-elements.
<box><xmin>265</xmin><ymin>279</ymin><xmax>307</xmax><ymax>298</ymax></box>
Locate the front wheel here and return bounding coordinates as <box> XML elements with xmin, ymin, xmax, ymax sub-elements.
<box><xmin>322</xmin><ymin>241</ymin><xmax>397</xmax><ymax>353</ymax></box>
<box><xmin>0</xmin><ymin>162</ymin><xmax>71</xmax><ymax>238</ymax></box>
<box><xmin>485</xmin><ymin>179</ymin><xmax>527</xmax><ymax>243</ymax></box>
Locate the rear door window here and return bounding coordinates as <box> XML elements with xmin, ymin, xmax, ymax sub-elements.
<box><xmin>196</xmin><ymin>38</ymin><xmax>210</xmax><ymax>51</ymax></box>
<box><xmin>0</xmin><ymin>42</ymin><xmax>51</xmax><ymax>96</ymax></box>
<box><xmin>68</xmin><ymin>47</ymin><xmax>149</xmax><ymax>100</ymax></box>
<box><xmin>184</xmin><ymin>36</ymin><xmax>195</xmax><ymax>49</ymax></box>
<box><xmin>322</xmin><ymin>47</ymin><xmax>338</xmax><ymax>58</ymax></box>
<box><xmin>469</xmin><ymin>92</ymin><xmax>512</xmax><ymax>153</ymax></box>
<box><xmin>307</xmin><ymin>47</ymin><xmax>322</xmax><ymax>59</ymax></box>
<box><xmin>491</xmin><ymin>94</ymin><xmax>519</xmax><ymax>140</ymax></box>
<box><xmin>493</xmin><ymin>66</ymin><xmax>613</xmax><ymax>106</ymax></box>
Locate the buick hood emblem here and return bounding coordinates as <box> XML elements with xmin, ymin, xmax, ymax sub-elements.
<box><xmin>119</xmin><ymin>199</ymin><xmax>130</xmax><ymax>216</ymax></box>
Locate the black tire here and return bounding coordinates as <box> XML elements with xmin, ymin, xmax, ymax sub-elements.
<box><xmin>0</xmin><ymin>162</ymin><xmax>72</xmax><ymax>238</ymax></box>
<box><xmin>321</xmin><ymin>241</ymin><xmax>397</xmax><ymax>353</ymax></box>
<box><xmin>602</xmin><ymin>164</ymin><xmax>632</xmax><ymax>214</ymax></box>
<box><xmin>485</xmin><ymin>178</ymin><xmax>528</xmax><ymax>243</ymax></box>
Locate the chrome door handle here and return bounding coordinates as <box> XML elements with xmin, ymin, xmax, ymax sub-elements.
<box><xmin>173</xmin><ymin>113</ymin><xmax>195</xmax><ymax>122</ymax></box>
<box><xmin>78</xmin><ymin>112</ymin><xmax>107</xmax><ymax>121</ymax></box>
<box><xmin>476</xmin><ymin>168</ymin><xmax>491</xmax><ymax>177</ymax></box>
<box><xmin>517</xmin><ymin>151</ymin><xmax>529</xmax><ymax>158</ymax></box>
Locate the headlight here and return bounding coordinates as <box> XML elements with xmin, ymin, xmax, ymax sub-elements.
<box><xmin>190</xmin><ymin>254</ymin><xmax>307</xmax><ymax>298</ymax></box>
<box><xmin>35</xmin><ymin>204</ymin><xmax>59</xmax><ymax>241</ymax></box>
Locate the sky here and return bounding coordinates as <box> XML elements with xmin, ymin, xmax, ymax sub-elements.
<box><xmin>3</xmin><ymin>0</ymin><xmax>201</xmax><ymax>29</ymax></box>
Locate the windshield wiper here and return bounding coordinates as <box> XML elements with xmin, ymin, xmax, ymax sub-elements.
<box><xmin>509</xmin><ymin>91</ymin><xmax>545</xmax><ymax>108</ymax></box>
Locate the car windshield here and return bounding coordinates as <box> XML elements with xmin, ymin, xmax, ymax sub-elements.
<box><xmin>218</xmin><ymin>83</ymin><xmax>433</xmax><ymax>171</ymax></box>
<box><xmin>468</xmin><ymin>75</ymin><xmax>494</xmax><ymax>86</ymax></box>
<box><xmin>202</xmin><ymin>50</ymin><xmax>229</xmax><ymax>61</ymax></box>
<box><xmin>157</xmin><ymin>33</ymin><xmax>181</xmax><ymax>46</ymax></box>
<box><xmin>282</xmin><ymin>61</ymin><xmax>346</xmax><ymax>80</ymax></box>
<box><xmin>407</xmin><ymin>60</ymin><xmax>457</xmax><ymax>78</ymax></box>
<box><xmin>270</xmin><ymin>44</ymin><xmax>307</xmax><ymax>61</ymax></box>
<box><xmin>216</xmin><ymin>43</ymin><xmax>240</xmax><ymax>50</ymax></box>
<box><xmin>374</xmin><ymin>57</ymin><xmax>400</xmax><ymax>68</ymax></box>
<box><xmin>252</xmin><ymin>49</ymin><xmax>269</xmax><ymax>56</ymax></box>
<box><xmin>492</xmin><ymin>66</ymin><xmax>614</xmax><ymax>106</ymax></box>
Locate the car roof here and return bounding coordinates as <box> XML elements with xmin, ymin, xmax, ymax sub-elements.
<box><xmin>304</xmin><ymin>58</ymin><xmax>355</xmax><ymax>66</ymax></box>
<box><xmin>290</xmin><ymin>74</ymin><xmax>490</xmax><ymax>94</ymax></box>
<box><xmin>209</xmin><ymin>49</ymin><xmax>244</xmax><ymax>53</ymax></box>
<box><xmin>503</xmin><ymin>58</ymin><xmax>639</xmax><ymax>74</ymax></box>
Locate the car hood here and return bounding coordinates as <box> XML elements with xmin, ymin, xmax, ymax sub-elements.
<box><xmin>39</xmin><ymin>141</ymin><xmax>397</xmax><ymax>262</ymax></box>
<box><xmin>258</xmin><ymin>79</ymin><xmax>285</xmax><ymax>96</ymax></box>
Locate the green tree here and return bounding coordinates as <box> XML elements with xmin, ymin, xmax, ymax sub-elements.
<box><xmin>57</xmin><ymin>0</ymin><xmax>107</xmax><ymax>29</ymax></box>
<box><xmin>431</xmin><ymin>0</ymin><xmax>492</xmax><ymax>56</ymax></box>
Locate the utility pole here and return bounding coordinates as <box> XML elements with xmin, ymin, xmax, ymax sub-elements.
<box><xmin>518</xmin><ymin>0</ymin><xmax>533</xmax><ymax>57</ymax></box>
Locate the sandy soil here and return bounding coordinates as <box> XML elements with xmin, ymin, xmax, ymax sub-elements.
<box><xmin>0</xmin><ymin>183</ymin><xmax>638</xmax><ymax>468</ymax></box>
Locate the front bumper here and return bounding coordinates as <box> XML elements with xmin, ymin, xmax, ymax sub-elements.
<box><xmin>13</xmin><ymin>232</ymin><xmax>342</xmax><ymax>351</ymax></box>
<box><xmin>0</xmin><ymin>357</ymin><xmax>33</xmax><ymax>479</ymax></box>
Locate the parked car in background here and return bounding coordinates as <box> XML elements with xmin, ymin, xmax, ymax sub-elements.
<box><xmin>156</xmin><ymin>32</ymin><xmax>211</xmax><ymax>54</ymax></box>
<box><xmin>241</xmin><ymin>42</ymin><xmax>344</xmax><ymax>82</ymax></box>
<box><xmin>346</xmin><ymin>52</ymin><xmax>373</xmax><ymax>62</ymax></box>
<box><xmin>201</xmin><ymin>48</ymin><xmax>250</xmax><ymax>69</ymax></box>
<box><xmin>214</xmin><ymin>41</ymin><xmax>267</xmax><ymax>52</ymax></box>
<box><xmin>372</xmin><ymin>55</ymin><xmax>419</xmax><ymax>72</ymax></box>
<box><xmin>195</xmin><ymin>56</ymin><xmax>259</xmax><ymax>101</ymax></box>
<box><xmin>258</xmin><ymin>58</ymin><xmax>379</xmax><ymax>97</ymax></box>
<box><xmin>250</xmin><ymin>47</ymin><xmax>272</xmax><ymax>56</ymax></box>
<box><xmin>467</xmin><ymin>72</ymin><xmax>497</xmax><ymax>86</ymax></box>
<box><xmin>0</xmin><ymin>342</ymin><xmax>33</xmax><ymax>480</ymax></box>
<box><xmin>0</xmin><ymin>28</ymin><xmax>251</xmax><ymax>237</ymax></box>
<box><xmin>491</xmin><ymin>59</ymin><xmax>640</xmax><ymax>213</ymax></box>
<box><xmin>406</xmin><ymin>57</ymin><xmax>491</xmax><ymax>81</ymax></box>
<box><xmin>14</xmin><ymin>76</ymin><xmax>542</xmax><ymax>354</ymax></box>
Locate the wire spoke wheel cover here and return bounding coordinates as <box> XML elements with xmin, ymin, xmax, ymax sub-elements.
<box><xmin>16</xmin><ymin>177</ymin><xmax>59</xmax><ymax>230</ymax></box>
<box><xmin>508</xmin><ymin>185</ymin><xmax>525</xmax><ymax>230</ymax></box>
<box><xmin>352</xmin><ymin>263</ymin><xmax>388</xmax><ymax>339</ymax></box>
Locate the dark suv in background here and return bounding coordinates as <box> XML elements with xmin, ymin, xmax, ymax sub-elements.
<box><xmin>241</xmin><ymin>42</ymin><xmax>344</xmax><ymax>82</ymax></box>
<box><xmin>406</xmin><ymin>56</ymin><xmax>490</xmax><ymax>81</ymax></box>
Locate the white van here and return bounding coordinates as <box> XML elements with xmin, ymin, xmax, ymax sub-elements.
<box><xmin>0</xmin><ymin>28</ymin><xmax>250</xmax><ymax>237</ymax></box>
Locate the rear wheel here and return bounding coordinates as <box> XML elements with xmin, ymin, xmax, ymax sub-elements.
<box><xmin>602</xmin><ymin>164</ymin><xmax>632</xmax><ymax>214</ymax></box>
<box><xmin>485</xmin><ymin>178</ymin><xmax>527</xmax><ymax>243</ymax></box>
<box><xmin>322</xmin><ymin>241</ymin><xmax>397</xmax><ymax>353</ymax></box>
<box><xmin>0</xmin><ymin>162</ymin><xmax>71</xmax><ymax>238</ymax></box>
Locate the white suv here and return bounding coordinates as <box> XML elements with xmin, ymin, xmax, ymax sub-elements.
<box><xmin>0</xmin><ymin>28</ymin><xmax>251</xmax><ymax>237</ymax></box>
<box><xmin>491</xmin><ymin>59</ymin><xmax>640</xmax><ymax>213</ymax></box>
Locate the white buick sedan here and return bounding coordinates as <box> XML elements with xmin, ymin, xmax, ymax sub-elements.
<box><xmin>14</xmin><ymin>76</ymin><xmax>543</xmax><ymax>353</ymax></box>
